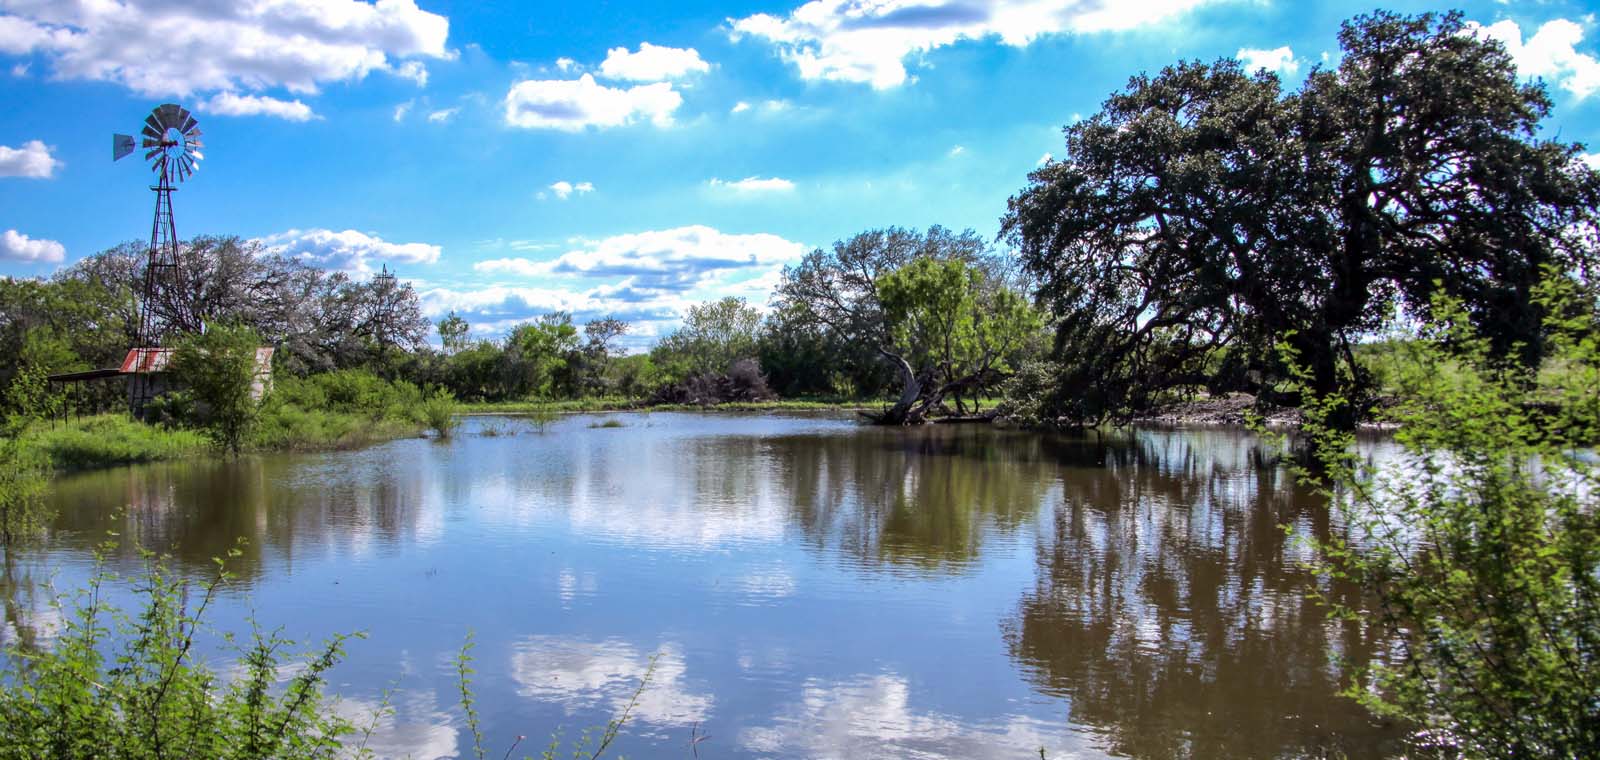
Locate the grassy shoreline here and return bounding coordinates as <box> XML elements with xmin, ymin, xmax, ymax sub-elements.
<box><xmin>25</xmin><ymin>410</ymin><xmax>431</xmax><ymax>474</ymax></box>
<box><xmin>27</xmin><ymin>394</ymin><xmax>994</xmax><ymax>475</ymax></box>
<box><xmin>24</xmin><ymin>415</ymin><xmax>211</xmax><ymax>472</ymax></box>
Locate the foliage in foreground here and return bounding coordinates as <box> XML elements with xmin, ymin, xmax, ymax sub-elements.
<box><xmin>0</xmin><ymin>545</ymin><xmax>361</xmax><ymax>759</ymax></box>
<box><xmin>0</xmin><ymin>545</ymin><xmax>651</xmax><ymax>759</ymax></box>
<box><xmin>1290</xmin><ymin>284</ymin><xmax>1599</xmax><ymax>757</ymax></box>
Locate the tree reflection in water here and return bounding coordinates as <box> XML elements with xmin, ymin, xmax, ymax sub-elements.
<box><xmin>21</xmin><ymin>417</ymin><xmax>1417</xmax><ymax>757</ymax></box>
<box><xmin>771</xmin><ymin>424</ymin><xmax>1058</xmax><ymax>573</ymax></box>
<box><xmin>44</xmin><ymin>449</ymin><xmax>438</xmax><ymax>586</ymax></box>
<box><xmin>1004</xmin><ymin>429</ymin><xmax>1404</xmax><ymax>758</ymax></box>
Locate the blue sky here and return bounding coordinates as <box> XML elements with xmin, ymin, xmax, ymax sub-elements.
<box><xmin>3</xmin><ymin>0</ymin><xmax>1599</xmax><ymax>345</ymax></box>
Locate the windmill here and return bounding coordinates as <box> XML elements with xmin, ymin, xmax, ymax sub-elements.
<box><xmin>114</xmin><ymin>102</ymin><xmax>203</xmax><ymax>349</ymax></box>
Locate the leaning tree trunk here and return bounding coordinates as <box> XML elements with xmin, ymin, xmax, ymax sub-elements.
<box><xmin>866</xmin><ymin>349</ymin><xmax>923</xmax><ymax>425</ymax></box>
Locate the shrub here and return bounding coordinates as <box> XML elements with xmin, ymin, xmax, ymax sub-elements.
<box><xmin>1</xmin><ymin>544</ymin><xmax>653</xmax><ymax>759</ymax></box>
<box><xmin>649</xmin><ymin>359</ymin><xmax>776</xmax><ymax>406</ymax></box>
<box><xmin>0</xmin><ymin>545</ymin><xmax>361</xmax><ymax>759</ymax></box>
<box><xmin>1287</xmin><ymin>282</ymin><xmax>1600</xmax><ymax>757</ymax></box>
<box><xmin>171</xmin><ymin>323</ymin><xmax>264</xmax><ymax>454</ymax></box>
<box><xmin>420</xmin><ymin>388</ymin><xmax>459</xmax><ymax>438</ymax></box>
<box><xmin>271</xmin><ymin>369</ymin><xmax>424</xmax><ymax>419</ymax></box>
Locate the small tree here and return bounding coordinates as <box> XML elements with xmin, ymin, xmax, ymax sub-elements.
<box><xmin>171</xmin><ymin>323</ymin><xmax>263</xmax><ymax>454</ymax></box>
<box><xmin>501</xmin><ymin>312</ymin><xmax>579</xmax><ymax>399</ymax></box>
<box><xmin>437</xmin><ymin>311</ymin><xmax>470</xmax><ymax>355</ymax></box>
<box><xmin>877</xmin><ymin>258</ymin><xmax>1040</xmax><ymax>419</ymax></box>
<box><xmin>652</xmin><ymin>297</ymin><xmax>763</xmax><ymax>380</ymax></box>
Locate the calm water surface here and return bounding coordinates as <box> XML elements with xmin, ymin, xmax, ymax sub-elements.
<box><xmin>5</xmin><ymin>412</ymin><xmax>1404</xmax><ymax>758</ymax></box>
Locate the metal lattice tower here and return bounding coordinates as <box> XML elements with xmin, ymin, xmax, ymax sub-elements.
<box><xmin>114</xmin><ymin>103</ymin><xmax>203</xmax><ymax>348</ymax></box>
<box><xmin>138</xmin><ymin>159</ymin><xmax>181</xmax><ymax>346</ymax></box>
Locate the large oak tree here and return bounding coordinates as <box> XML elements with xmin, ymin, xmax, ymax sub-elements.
<box><xmin>1002</xmin><ymin>11</ymin><xmax>1600</xmax><ymax>428</ymax></box>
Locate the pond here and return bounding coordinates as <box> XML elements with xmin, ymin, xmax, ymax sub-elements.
<box><xmin>5</xmin><ymin>412</ymin><xmax>1404</xmax><ymax>758</ymax></box>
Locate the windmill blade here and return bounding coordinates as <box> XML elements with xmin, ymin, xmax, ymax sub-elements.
<box><xmin>186</xmin><ymin>149</ymin><xmax>203</xmax><ymax>161</ymax></box>
<box><xmin>142</xmin><ymin>137</ymin><xmax>162</xmax><ymax>148</ymax></box>
<box><xmin>156</xmin><ymin>103</ymin><xmax>181</xmax><ymax>128</ymax></box>
<box><xmin>113</xmin><ymin>134</ymin><xmax>135</xmax><ymax>161</ymax></box>
<box><xmin>175</xmin><ymin>106</ymin><xmax>191</xmax><ymax>127</ymax></box>
<box><xmin>144</xmin><ymin>147</ymin><xmax>163</xmax><ymax>161</ymax></box>
<box><xmin>184</xmin><ymin>137</ymin><xmax>203</xmax><ymax>150</ymax></box>
<box><xmin>142</xmin><ymin>122</ymin><xmax>162</xmax><ymax>140</ymax></box>
<box><xmin>179</xmin><ymin>114</ymin><xmax>197</xmax><ymax>134</ymax></box>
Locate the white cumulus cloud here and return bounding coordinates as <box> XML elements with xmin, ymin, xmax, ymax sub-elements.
<box><xmin>599</xmin><ymin>42</ymin><xmax>710</xmax><ymax>81</ymax></box>
<box><xmin>709</xmin><ymin>176</ymin><xmax>796</xmax><ymax>194</ymax></box>
<box><xmin>1237</xmin><ymin>45</ymin><xmax>1297</xmax><ymax>75</ymax></box>
<box><xmin>201</xmin><ymin>92</ymin><xmax>316</xmax><ymax>121</ymax></box>
<box><xmin>255</xmin><ymin>228</ymin><xmax>441</xmax><ymax>275</ymax></box>
<box><xmin>437</xmin><ymin>226</ymin><xmax>808</xmax><ymax>344</ymax></box>
<box><xmin>0</xmin><ymin>0</ymin><xmax>449</xmax><ymax>104</ymax></box>
<box><xmin>0</xmin><ymin>140</ymin><xmax>60</xmax><ymax>178</ymax></box>
<box><xmin>475</xmin><ymin>224</ymin><xmax>805</xmax><ymax>295</ymax></box>
<box><xmin>548</xmin><ymin>180</ymin><xmax>596</xmax><ymax>199</ymax></box>
<box><xmin>730</xmin><ymin>0</ymin><xmax>1223</xmax><ymax>89</ymax></box>
<box><xmin>0</xmin><ymin>229</ymin><xmax>65</xmax><ymax>263</ymax></box>
<box><xmin>1468</xmin><ymin>18</ymin><xmax>1600</xmax><ymax>99</ymax></box>
<box><xmin>503</xmin><ymin>73</ymin><xmax>682</xmax><ymax>130</ymax></box>
<box><xmin>394</xmin><ymin>60</ymin><xmax>429</xmax><ymax>87</ymax></box>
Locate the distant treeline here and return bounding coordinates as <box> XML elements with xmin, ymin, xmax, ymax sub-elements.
<box><xmin>0</xmin><ymin>229</ymin><xmax>1039</xmax><ymax>416</ymax></box>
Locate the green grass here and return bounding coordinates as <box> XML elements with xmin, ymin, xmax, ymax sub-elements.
<box><xmin>247</xmin><ymin>405</ymin><xmax>422</xmax><ymax>452</ymax></box>
<box><xmin>25</xmin><ymin>414</ymin><xmax>209</xmax><ymax>472</ymax></box>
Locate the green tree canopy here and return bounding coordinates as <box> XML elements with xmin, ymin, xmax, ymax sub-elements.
<box><xmin>878</xmin><ymin>258</ymin><xmax>1040</xmax><ymax>417</ymax></box>
<box><xmin>652</xmin><ymin>297</ymin><xmax>763</xmax><ymax>379</ymax></box>
<box><xmin>776</xmin><ymin>227</ymin><xmax>1037</xmax><ymax>423</ymax></box>
<box><xmin>436</xmin><ymin>311</ymin><xmax>470</xmax><ymax>355</ymax></box>
<box><xmin>503</xmin><ymin>311</ymin><xmax>580</xmax><ymax>398</ymax></box>
<box><xmin>170</xmin><ymin>323</ymin><xmax>265</xmax><ymax>454</ymax></box>
<box><xmin>1002</xmin><ymin>10</ymin><xmax>1600</xmax><ymax>428</ymax></box>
